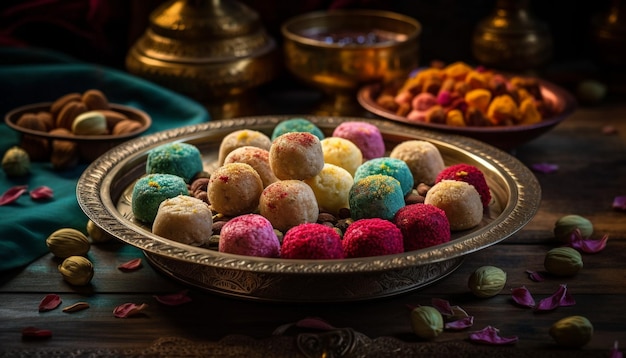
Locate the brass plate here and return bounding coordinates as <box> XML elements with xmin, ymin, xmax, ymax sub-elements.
<box><xmin>77</xmin><ymin>116</ymin><xmax>540</xmax><ymax>302</ymax></box>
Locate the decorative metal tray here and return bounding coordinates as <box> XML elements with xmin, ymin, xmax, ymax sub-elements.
<box><xmin>77</xmin><ymin>116</ymin><xmax>541</xmax><ymax>302</ymax></box>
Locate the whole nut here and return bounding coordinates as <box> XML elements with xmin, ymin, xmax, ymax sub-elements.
<box><xmin>86</xmin><ymin>220</ymin><xmax>113</xmax><ymax>243</ymax></box>
<box><xmin>82</xmin><ymin>89</ymin><xmax>109</xmax><ymax>111</ymax></box>
<box><xmin>58</xmin><ymin>256</ymin><xmax>94</xmax><ymax>286</ymax></box>
<box><xmin>554</xmin><ymin>215</ymin><xmax>593</xmax><ymax>242</ymax></box>
<box><xmin>46</xmin><ymin>228</ymin><xmax>90</xmax><ymax>258</ymax></box>
<box><xmin>2</xmin><ymin>146</ymin><xmax>30</xmax><ymax>177</ymax></box>
<box><xmin>112</xmin><ymin>119</ymin><xmax>143</xmax><ymax>135</ymax></box>
<box><xmin>549</xmin><ymin>315</ymin><xmax>593</xmax><ymax>348</ymax></box>
<box><xmin>468</xmin><ymin>265</ymin><xmax>507</xmax><ymax>298</ymax></box>
<box><xmin>56</xmin><ymin>101</ymin><xmax>87</xmax><ymax>130</ymax></box>
<box><xmin>49</xmin><ymin>128</ymin><xmax>79</xmax><ymax>170</ymax></box>
<box><xmin>50</xmin><ymin>92</ymin><xmax>81</xmax><ymax>117</ymax></box>
<box><xmin>16</xmin><ymin>112</ymin><xmax>47</xmax><ymax>132</ymax></box>
<box><xmin>410</xmin><ymin>306</ymin><xmax>444</xmax><ymax>339</ymax></box>
<box><xmin>98</xmin><ymin>109</ymin><xmax>129</xmax><ymax>129</ymax></box>
<box><xmin>544</xmin><ymin>247</ymin><xmax>583</xmax><ymax>276</ymax></box>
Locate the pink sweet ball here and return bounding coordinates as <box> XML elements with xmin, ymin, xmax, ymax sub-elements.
<box><xmin>332</xmin><ymin>121</ymin><xmax>385</xmax><ymax>160</ymax></box>
<box><xmin>218</xmin><ymin>214</ymin><xmax>280</xmax><ymax>258</ymax></box>
<box><xmin>342</xmin><ymin>218</ymin><xmax>404</xmax><ymax>258</ymax></box>
<box><xmin>394</xmin><ymin>203</ymin><xmax>451</xmax><ymax>251</ymax></box>
<box><xmin>436</xmin><ymin>163</ymin><xmax>491</xmax><ymax>208</ymax></box>
<box><xmin>281</xmin><ymin>223</ymin><xmax>344</xmax><ymax>260</ymax></box>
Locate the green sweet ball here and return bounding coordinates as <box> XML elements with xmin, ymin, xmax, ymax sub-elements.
<box><xmin>349</xmin><ymin>174</ymin><xmax>405</xmax><ymax>221</ymax></box>
<box><xmin>131</xmin><ymin>174</ymin><xmax>189</xmax><ymax>223</ymax></box>
<box><xmin>146</xmin><ymin>142</ymin><xmax>203</xmax><ymax>183</ymax></box>
<box><xmin>354</xmin><ymin>157</ymin><xmax>414</xmax><ymax>196</ymax></box>
<box><xmin>271</xmin><ymin>118</ymin><xmax>325</xmax><ymax>141</ymax></box>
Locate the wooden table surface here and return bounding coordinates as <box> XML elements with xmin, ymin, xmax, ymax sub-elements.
<box><xmin>1</xmin><ymin>93</ymin><xmax>625</xmax><ymax>357</ymax></box>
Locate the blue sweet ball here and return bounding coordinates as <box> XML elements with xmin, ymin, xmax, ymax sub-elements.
<box><xmin>271</xmin><ymin>118</ymin><xmax>325</xmax><ymax>141</ymax></box>
<box><xmin>131</xmin><ymin>174</ymin><xmax>189</xmax><ymax>223</ymax></box>
<box><xmin>349</xmin><ymin>174</ymin><xmax>405</xmax><ymax>221</ymax></box>
<box><xmin>146</xmin><ymin>142</ymin><xmax>203</xmax><ymax>183</ymax></box>
<box><xmin>354</xmin><ymin>157</ymin><xmax>414</xmax><ymax>196</ymax></box>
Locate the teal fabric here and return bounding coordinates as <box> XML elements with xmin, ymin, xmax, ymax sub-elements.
<box><xmin>0</xmin><ymin>48</ymin><xmax>210</xmax><ymax>272</ymax></box>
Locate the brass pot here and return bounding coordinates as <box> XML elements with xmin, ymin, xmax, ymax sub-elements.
<box><xmin>472</xmin><ymin>0</ymin><xmax>552</xmax><ymax>71</ymax></box>
<box><xmin>126</xmin><ymin>0</ymin><xmax>277</xmax><ymax>118</ymax></box>
<box><xmin>281</xmin><ymin>10</ymin><xmax>421</xmax><ymax>115</ymax></box>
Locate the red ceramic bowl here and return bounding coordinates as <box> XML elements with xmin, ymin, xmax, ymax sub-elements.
<box><xmin>357</xmin><ymin>79</ymin><xmax>577</xmax><ymax>150</ymax></box>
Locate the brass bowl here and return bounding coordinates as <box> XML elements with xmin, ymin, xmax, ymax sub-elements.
<box><xmin>281</xmin><ymin>10</ymin><xmax>421</xmax><ymax>115</ymax></box>
<box><xmin>5</xmin><ymin>103</ymin><xmax>151</xmax><ymax>162</ymax></box>
<box><xmin>77</xmin><ymin>116</ymin><xmax>540</xmax><ymax>303</ymax></box>
<box><xmin>358</xmin><ymin>78</ymin><xmax>577</xmax><ymax>151</ymax></box>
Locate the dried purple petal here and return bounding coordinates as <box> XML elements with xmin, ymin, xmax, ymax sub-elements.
<box><xmin>611</xmin><ymin>340</ymin><xmax>623</xmax><ymax>358</ymax></box>
<box><xmin>536</xmin><ymin>284</ymin><xmax>575</xmax><ymax>311</ymax></box>
<box><xmin>469</xmin><ymin>326</ymin><xmax>518</xmax><ymax>345</ymax></box>
<box><xmin>567</xmin><ymin>229</ymin><xmax>609</xmax><ymax>253</ymax></box>
<box><xmin>0</xmin><ymin>185</ymin><xmax>28</xmax><ymax>206</ymax></box>
<box><xmin>295</xmin><ymin>317</ymin><xmax>336</xmax><ymax>331</ymax></box>
<box><xmin>113</xmin><ymin>303</ymin><xmax>148</xmax><ymax>318</ymax></box>
<box><xmin>525</xmin><ymin>270</ymin><xmax>545</xmax><ymax>282</ymax></box>
<box><xmin>511</xmin><ymin>286</ymin><xmax>535</xmax><ymax>308</ymax></box>
<box><xmin>118</xmin><ymin>258</ymin><xmax>142</xmax><ymax>271</ymax></box>
<box><xmin>531</xmin><ymin>163</ymin><xmax>558</xmax><ymax>174</ymax></box>
<box><xmin>613</xmin><ymin>196</ymin><xmax>626</xmax><ymax>211</ymax></box>
<box><xmin>445</xmin><ymin>316</ymin><xmax>474</xmax><ymax>330</ymax></box>
<box><xmin>431</xmin><ymin>298</ymin><xmax>455</xmax><ymax>316</ymax></box>
<box><xmin>30</xmin><ymin>186</ymin><xmax>54</xmax><ymax>200</ymax></box>
<box><xmin>38</xmin><ymin>294</ymin><xmax>62</xmax><ymax>312</ymax></box>
<box><xmin>22</xmin><ymin>326</ymin><xmax>52</xmax><ymax>339</ymax></box>
<box><xmin>154</xmin><ymin>290</ymin><xmax>191</xmax><ymax>306</ymax></box>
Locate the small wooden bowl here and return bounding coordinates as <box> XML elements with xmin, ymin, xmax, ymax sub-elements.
<box><xmin>5</xmin><ymin>102</ymin><xmax>152</xmax><ymax>162</ymax></box>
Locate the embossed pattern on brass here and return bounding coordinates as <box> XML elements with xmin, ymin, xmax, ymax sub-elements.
<box><xmin>126</xmin><ymin>0</ymin><xmax>277</xmax><ymax>108</ymax></box>
<box><xmin>76</xmin><ymin>116</ymin><xmax>540</xmax><ymax>302</ymax></box>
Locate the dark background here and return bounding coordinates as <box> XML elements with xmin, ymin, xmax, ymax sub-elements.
<box><xmin>0</xmin><ymin>0</ymin><xmax>622</xmax><ymax>94</ymax></box>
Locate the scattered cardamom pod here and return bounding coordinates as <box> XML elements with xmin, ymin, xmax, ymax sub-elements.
<box><xmin>86</xmin><ymin>220</ymin><xmax>113</xmax><ymax>243</ymax></box>
<box><xmin>468</xmin><ymin>265</ymin><xmax>507</xmax><ymax>298</ymax></box>
<box><xmin>410</xmin><ymin>306</ymin><xmax>443</xmax><ymax>339</ymax></box>
<box><xmin>544</xmin><ymin>247</ymin><xmax>583</xmax><ymax>276</ymax></box>
<box><xmin>1</xmin><ymin>146</ymin><xmax>30</xmax><ymax>177</ymax></box>
<box><xmin>46</xmin><ymin>228</ymin><xmax>90</xmax><ymax>258</ymax></box>
<box><xmin>549</xmin><ymin>315</ymin><xmax>593</xmax><ymax>348</ymax></box>
<box><xmin>554</xmin><ymin>214</ymin><xmax>593</xmax><ymax>242</ymax></box>
<box><xmin>58</xmin><ymin>256</ymin><xmax>94</xmax><ymax>286</ymax></box>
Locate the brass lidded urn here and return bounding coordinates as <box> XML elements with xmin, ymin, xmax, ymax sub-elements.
<box><xmin>126</xmin><ymin>0</ymin><xmax>278</xmax><ymax>118</ymax></box>
<box><xmin>472</xmin><ymin>0</ymin><xmax>552</xmax><ymax>72</ymax></box>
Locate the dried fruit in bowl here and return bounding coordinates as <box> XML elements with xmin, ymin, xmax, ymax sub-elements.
<box><xmin>376</xmin><ymin>61</ymin><xmax>558</xmax><ymax>127</ymax></box>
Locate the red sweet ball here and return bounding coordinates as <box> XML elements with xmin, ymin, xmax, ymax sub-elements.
<box><xmin>394</xmin><ymin>203</ymin><xmax>451</xmax><ymax>251</ymax></box>
<box><xmin>342</xmin><ymin>218</ymin><xmax>404</xmax><ymax>258</ymax></box>
<box><xmin>281</xmin><ymin>223</ymin><xmax>344</xmax><ymax>259</ymax></box>
<box><xmin>436</xmin><ymin>163</ymin><xmax>491</xmax><ymax>208</ymax></box>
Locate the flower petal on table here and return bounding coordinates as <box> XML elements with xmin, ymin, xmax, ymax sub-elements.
<box><xmin>469</xmin><ymin>326</ymin><xmax>518</xmax><ymax>345</ymax></box>
<box><xmin>0</xmin><ymin>185</ymin><xmax>28</xmax><ymax>205</ymax></box>
<box><xmin>38</xmin><ymin>294</ymin><xmax>62</xmax><ymax>312</ymax></box>
<box><xmin>511</xmin><ymin>286</ymin><xmax>535</xmax><ymax>308</ymax></box>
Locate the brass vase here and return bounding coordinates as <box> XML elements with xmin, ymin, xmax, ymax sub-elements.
<box><xmin>126</xmin><ymin>0</ymin><xmax>278</xmax><ymax>118</ymax></box>
<box><xmin>472</xmin><ymin>0</ymin><xmax>552</xmax><ymax>72</ymax></box>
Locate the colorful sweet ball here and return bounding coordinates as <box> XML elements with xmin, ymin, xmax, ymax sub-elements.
<box><xmin>389</xmin><ymin>140</ymin><xmax>445</xmax><ymax>186</ymax></box>
<box><xmin>207</xmin><ymin>162</ymin><xmax>263</xmax><ymax>216</ymax></box>
<box><xmin>303</xmin><ymin>163</ymin><xmax>353</xmax><ymax>215</ymax></box>
<box><xmin>332</xmin><ymin>121</ymin><xmax>385</xmax><ymax>160</ymax></box>
<box><xmin>218</xmin><ymin>214</ymin><xmax>281</xmax><ymax>258</ymax></box>
<box><xmin>349</xmin><ymin>174</ymin><xmax>405</xmax><ymax>221</ymax></box>
<box><xmin>145</xmin><ymin>142</ymin><xmax>203</xmax><ymax>183</ymax></box>
<box><xmin>217</xmin><ymin>129</ymin><xmax>272</xmax><ymax>166</ymax></box>
<box><xmin>259</xmin><ymin>180</ymin><xmax>319</xmax><ymax>232</ymax></box>
<box><xmin>131</xmin><ymin>173</ymin><xmax>189</xmax><ymax>223</ymax></box>
<box><xmin>152</xmin><ymin>195</ymin><xmax>213</xmax><ymax>246</ymax></box>
<box><xmin>320</xmin><ymin>137</ymin><xmax>363</xmax><ymax>177</ymax></box>
<box><xmin>424</xmin><ymin>180</ymin><xmax>483</xmax><ymax>231</ymax></box>
<box><xmin>269</xmin><ymin>132</ymin><xmax>324</xmax><ymax>180</ymax></box>
<box><xmin>281</xmin><ymin>223</ymin><xmax>344</xmax><ymax>259</ymax></box>
<box><xmin>223</xmin><ymin>145</ymin><xmax>278</xmax><ymax>188</ymax></box>
<box><xmin>342</xmin><ymin>218</ymin><xmax>404</xmax><ymax>258</ymax></box>
<box><xmin>435</xmin><ymin>163</ymin><xmax>491</xmax><ymax>208</ymax></box>
<box><xmin>393</xmin><ymin>203</ymin><xmax>451</xmax><ymax>251</ymax></box>
<box><xmin>354</xmin><ymin>157</ymin><xmax>414</xmax><ymax>196</ymax></box>
<box><xmin>271</xmin><ymin>117</ymin><xmax>325</xmax><ymax>141</ymax></box>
